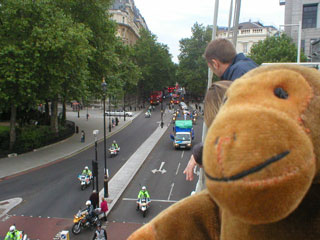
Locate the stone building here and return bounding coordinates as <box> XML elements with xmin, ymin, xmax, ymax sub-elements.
<box><xmin>282</xmin><ymin>0</ymin><xmax>320</xmax><ymax>60</ymax></box>
<box><xmin>217</xmin><ymin>21</ymin><xmax>277</xmax><ymax>54</ymax></box>
<box><xmin>109</xmin><ymin>0</ymin><xmax>148</xmax><ymax>45</ymax></box>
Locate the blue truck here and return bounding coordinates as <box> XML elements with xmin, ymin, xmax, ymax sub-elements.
<box><xmin>170</xmin><ymin>120</ymin><xmax>194</xmax><ymax>150</ymax></box>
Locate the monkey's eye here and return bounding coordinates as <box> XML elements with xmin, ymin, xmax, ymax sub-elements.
<box><xmin>274</xmin><ymin>87</ymin><xmax>288</xmax><ymax>99</ymax></box>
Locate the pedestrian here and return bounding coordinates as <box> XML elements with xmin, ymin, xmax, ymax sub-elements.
<box><xmin>183</xmin><ymin>81</ymin><xmax>232</xmax><ymax>182</ymax></box>
<box><xmin>81</xmin><ymin>130</ymin><xmax>85</xmax><ymax>143</ymax></box>
<box><xmin>204</xmin><ymin>38</ymin><xmax>258</xmax><ymax>81</ymax></box>
<box><xmin>86</xmin><ymin>113</ymin><xmax>89</xmax><ymax>120</ymax></box>
<box><xmin>92</xmin><ymin>223</ymin><xmax>107</xmax><ymax>240</ymax></box>
<box><xmin>195</xmin><ymin>103</ymin><xmax>198</xmax><ymax>110</ymax></box>
<box><xmin>198</xmin><ymin>105</ymin><xmax>201</xmax><ymax>112</ymax></box>
<box><xmin>112</xmin><ymin>118</ymin><xmax>115</xmax><ymax>128</ymax></box>
<box><xmin>115</xmin><ymin>117</ymin><xmax>119</xmax><ymax>126</ymax></box>
<box><xmin>100</xmin><ymin>197</ymin><xmax>108</xmax><ymax>221</ymax></box>
<box><xmin>89</xmin><ymin>190</ymin><xmax>99</xmax><ymax>209</ymax></box>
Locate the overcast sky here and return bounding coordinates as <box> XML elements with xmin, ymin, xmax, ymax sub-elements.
<box><xmin>134</xmin><ymin>0</ymin><xmax>285</xmax><ymax>63</ymax></box>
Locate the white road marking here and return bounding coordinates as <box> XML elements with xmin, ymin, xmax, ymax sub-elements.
<box><xmin>122</xmin><ymin>198</ymin><xmax>178</xmax><ymax>203</ymax></box>
<box><xmin>181</xmin><ymin>151</ymin><xmax>184</xmax><ymax>159</ymax></box>
<box><xmin>168</xmin><ymin>183</ymin><xmax>174</xmax><ymax>200</ymax></box>
<box><xmin>175</xmin><ymin>162</ymin><xmax>181</xmax><ymax>175</ymax></box>
<box><xmin>151</xmin><ymin>161</ymin><xmax>167</xmax><ymax>174</ymax></box>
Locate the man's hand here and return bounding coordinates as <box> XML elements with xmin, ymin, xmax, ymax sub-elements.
<box><xmin>183</xmin><ymin>154</ymin><xmax>197</xmax><ymax>181</ymax></box>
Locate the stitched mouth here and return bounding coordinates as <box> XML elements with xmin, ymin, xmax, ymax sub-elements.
<box><xmin>205</xmin><ymin>151</ymin><xmax>290</xmax><ymax>182</ymax></box>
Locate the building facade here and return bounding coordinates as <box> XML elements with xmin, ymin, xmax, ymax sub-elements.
<box><xmin>109</xmin><ymin>0</ymin><xmax>148</xmax><ymax>45</ymax></box>
<box><xmin>283</xmin><ymin>0</ymin><xmax>320</xmax><ymax>60</ymax></box>
<box><xmin>217</xmin><ymin>21</ymin><xmax>277</xmax><ymax>55</ymax></box>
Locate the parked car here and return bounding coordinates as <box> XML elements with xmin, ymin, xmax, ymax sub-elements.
<box><xmin>105</xmin><ymin>110</ymin><xmax>133</xmax><ymax>117</ymax></box>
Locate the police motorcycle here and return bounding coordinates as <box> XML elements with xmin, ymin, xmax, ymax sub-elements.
<box><xmin>78</xmin><ymin>174</ymin><xmax>91</xmax><ymax>190</ymax></box>
<box><xmin>145</xmin><ymin>111</ymin><xmax>151</xmax><ymax>118</ymax></box>
<box><xmin>137</xmin><ymin>197</ymin><xmax>151</xmax><ymax>218</ymax></box>
<box><xmin>72</xmin><ymin>201</ymin><xmax>101</xmax><ymax>235</ymax></box>
<box><xmin>109</xmin><ymin>143</ymin><xmax>120</xmax><ymax>158</ymax></box>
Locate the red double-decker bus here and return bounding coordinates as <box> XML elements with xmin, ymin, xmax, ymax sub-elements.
<box><xmin>150</xmin><ymin>91</ymin><xmax>163</xmax><ymax>105</ymax></box>
<box><xmin>167</xmin><ymin>86</ymin><xmax>175</xmax><ymax>93</ymax></box>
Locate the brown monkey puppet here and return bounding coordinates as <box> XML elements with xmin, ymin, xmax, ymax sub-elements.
<box><xmin>128</xmin><ymin>64</ymin><xmax>320</xmax><ymax>240</ymax></box>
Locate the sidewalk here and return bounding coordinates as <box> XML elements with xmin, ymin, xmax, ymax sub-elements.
<box><xmin>0</xmin><ymin>107</ymin><xmax>141</xmax><ymax>180</ymax></box>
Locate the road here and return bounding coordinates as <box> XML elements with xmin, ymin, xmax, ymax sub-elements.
<box><xmin>108</xmin><ymin>106</ymin><xmax>203</xmax><ymax>224</ymax></box>
<box><xmin>0</xmin><ymin>102</ymin><xmax>203</xmax><ymax>239</ymax></box>
<box><xmin>0</xmin><ymin>106</ymin><xmax>162</xmax><ymax>219</ymax></box>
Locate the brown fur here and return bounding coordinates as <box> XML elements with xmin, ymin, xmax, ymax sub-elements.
<box><xmin>128</xmin><ymin>65</ymin><xmax>320</xmax><ymax>239</ymax></box>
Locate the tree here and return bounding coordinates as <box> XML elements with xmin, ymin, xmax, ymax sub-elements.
<box><xmin>134</xmin><ymin>29</ymin><xmax>176</xmax><ymax>101</ymax></box>
<box><xmin>0</xmin><ymin>0</ymin><xmax>92</xmax><ymax>149</ymax></box>
<box><xmin>55</xmin><ymin>0</ymin><xmax>118</xmax><ymax>99</ymax></box>
<box><xmin>248</xmin><ymin>33</ymin><xmax>307</xmax><ymax>65</ymax></box>
<box><xmin>177</xmin><ymin>23</ymin><xmax>212</xmax><ymax>97</ymax></box>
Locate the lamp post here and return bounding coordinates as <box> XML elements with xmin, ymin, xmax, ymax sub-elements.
<box><xmin>123</xmin><ymin>89</ymin><xmax>126</xmax><ymax>122</ymax></box>
<box><xmin>279</xmin><ymin>21</ymin><xmax>302</xmax><ymax>63</ymax></box>
<box><xmin>101</xmin><ymin>78</ymin><xmax>109</xmax><ymax>198</ymax></box>
<box><xmin>93</xmin><ymin>129</ymin><xmax>99</xmax><ymax>192</ymax></box>
<box><xmin>160</xmin><ymin>95</ymin><xmax>164</xmax><ymax>128</ymax></box>
<box><xmin>108</xmin><ymin>96</ymin><xmax>112</xmax><ymax>132</ymax></box>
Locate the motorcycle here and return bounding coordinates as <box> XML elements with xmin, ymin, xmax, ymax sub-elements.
<box><xmin>78</xmin><ymin>174</ymin><xmax>91</xmax><ymax>190</ymax></box>
<box><xmin>172</xmin><ymin>116</ymin><xmax>176</xmax><ymax>123</ymax></box>
<box><xmin>18</xmin><ymin>231</ymin><xmax>28</xmax><ymax>240</ymax></box>
<box><xmin>137</xmin><ymin>198</ymin><xmax>151</xmax><ymax>218</ymax></box>
<box><xmin>145</xmin><ymin>111</ymin><xmax>151</xmax><ymax>118</ymax></box>
<box><xmin>72</xmin><ymin>209</ymin><xmax>101</xmax><ymax>235</ymax></box>
<box><xmin>109</xmin><ymin>146</ymin><xmax>120</xmax><ymax>158</ymax></box>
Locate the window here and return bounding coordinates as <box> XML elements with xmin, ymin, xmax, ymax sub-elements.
<box><xmin>243</xmin><ymin>43</ymin><xmax>248</xmax><ymax>53</ymax></box>
<box><xmin>302</xmin><ymin>4</ymin><xmax>318</xmax><ymax>29</ymax></box>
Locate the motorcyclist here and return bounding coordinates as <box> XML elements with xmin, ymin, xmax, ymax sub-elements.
<box><xmin>4</xmin><ymin>225</ymin><xmax>20</xmax><ymax>240</ymax></box>
<box><xmin>82</xmin><ymin>166</ymin><xmax>92</xmax><ymax>179</ymax></box>
<box><xmin>136</xmin><ymin>186</ymin><xmax>151</xmax><ymax>210</ymax></box>
<box><xmin>111</xmin><ymin>140</ymin><xmax>119</xmax><ymax>149</ymax></box>
<box><xmin>85</xmin><ymin>200</ymin><xmax>96</xmax><ymax>225</ymax></box>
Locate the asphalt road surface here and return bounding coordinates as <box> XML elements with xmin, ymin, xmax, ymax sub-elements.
<box><xmin>0</xmin><ymin>105</ymin><xmax>163</xmax><ymax>219</ymax></box>
<box><xmin>0</xmin><ymin>102</ymin><xmax>203</xmax><ymax>239</ymax></box>
<box><xmin>108</xmin><ymin>105</ymin><xmax>203</xmax><ymax>224</ymax></box>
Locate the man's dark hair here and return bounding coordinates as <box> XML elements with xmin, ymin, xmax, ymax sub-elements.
<box><xmin>204</xmin><ymin>38</ymin><xmax>236</xmax><ymax>64</ymax></box>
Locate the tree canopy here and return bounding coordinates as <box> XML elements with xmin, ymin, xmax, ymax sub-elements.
<box><xmin>248</xmin><ymin>33</ymin><xmax>307</xmax><ymax>65</ymax></box>
<box><xmin>177</xmin><ymin>23</ymin><xmax>212</xmax><ymax>97</ymax></box>
<box><xmin>133</xmin><ymin>29</ymin><xmax>176</xmax><ymax>99</ymax></box>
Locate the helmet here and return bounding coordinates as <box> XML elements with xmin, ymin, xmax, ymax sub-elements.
<box><xmin>86</xmin><ymin>200</ymin><xmax>91</xmax><ymax>206</ymax></box>
<box><xmin>9</xmin><ymin>225</ymin><xmax>15</xmax><ymax>232</ymax></box>
<box><xmin>142</xmin><ymin>186</ymin><xmax>146</xmax><ymax>191</ymax></box>
<box><xmin>113</xmin><ymin>140</ymin><xmax>116</xmax><ymax>144</ymax></box>
<box><xmin>85</xmin><ymin>166</ymin><xmax>88</xmax><ymax>170</ymax></box>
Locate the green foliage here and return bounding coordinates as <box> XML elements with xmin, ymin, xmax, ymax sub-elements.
<box><xmin>177</xmin><ymin>23</ymin><xmax>212</xmax><ymax>97</ymax></box>
<box><xmin>248</xmin><ymin>33</ymin><xmax>307</xmax><ymax>65</ymax></box>
<box><xmin>55</xmin><ymin>0</ymin><xmax>118</xmax><ymax>98</ymax></box>
<box><xmin>133</xmin><ymin>29</ymin><xmax>177</xmax><ymax>98</ymax></box>
<box><xmin>0</xmin><ymin>126</ymin><xmax>9</xmax><ymax>134</ymax></box>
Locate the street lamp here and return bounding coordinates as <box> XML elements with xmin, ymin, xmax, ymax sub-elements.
<box><xmin>160</xmin><ymin>95</ymin><xmax>164</xmax><ymax>128</ymax></box>
<box><xmin>93</xmin><ymin>129</ymin><xmax>99</xmax><ymax>192</ymax></box>
<box><xmin>108</xmin><ymin>95</ymin><xmax>112</xmax><ymax>133</ymax></box>
<box><xmin>101</xmin><ymin>78</ymin><xmax>109</xmax><ymax>198</ymax></box>
<box><xmin>279</xmin><ymin>21</ymin><xmax>302</xmax><ymax>63</ymax></box>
